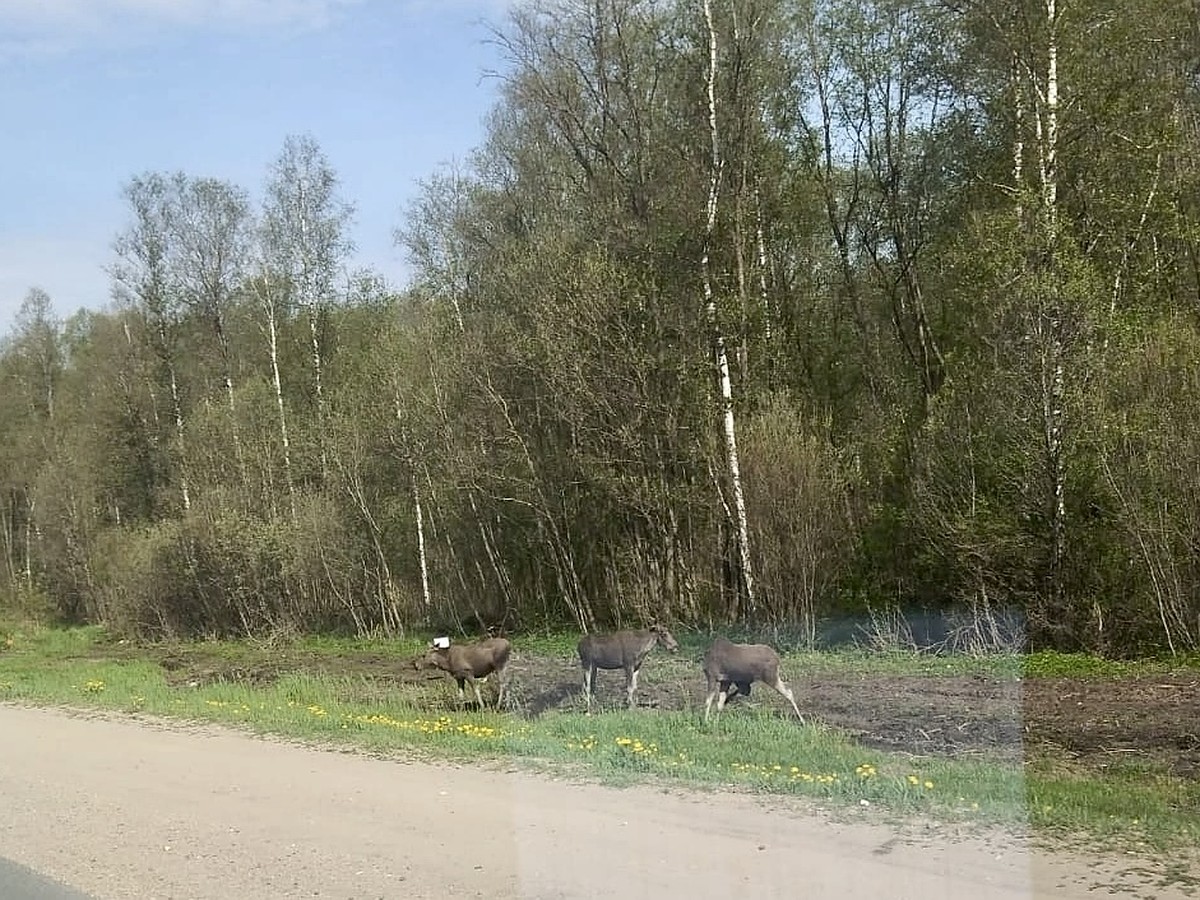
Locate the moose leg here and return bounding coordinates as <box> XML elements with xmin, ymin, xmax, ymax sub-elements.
<box><xmin>773</xmin><ymin>677</ymin><xmax>804</xmax><ymax>723</ymax></box>
<box><xmin>716</xmin><ymin>680</ymin><xmax>732</xmax><ymax>715</ymax></box>
<box><xmin>705</xmin><ymin>679</ymin><xmax>731</xmax><ymax>723</ymax></box>
<box><xmin>583</xmin><ymin>666</ymin><xmax>594</xmax><ymax>714</ymax></box>
<box><xmin>495</xmin><ymin>670</ymin><xmax>507</xmax><ymax>709</ymax></box>
<box><xmin>455</xmin><ymin>678</ymin><xmax>467</xmax><ymax>708</ymax></box>
<box><xmin>469</xmin><ymin>677</ymin><xmax>485</xmax><ymax>709</ymax></box>
<box><xmin>703</xmin><ymin>676</ymin><xmax>718</xmax><ymax>723</ymax></box>
<box><xmin>626</xmin><ymin>666</ymin><xmax>639</xmax><ymax>709</ymax></box>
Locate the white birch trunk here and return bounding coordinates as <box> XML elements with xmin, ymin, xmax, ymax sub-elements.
<box><xmin>23</xmin><ymin>495</ymin><xmax>34</xmax><ymax>587</ymax></box>
<box><xmin>395</xmin><ymin>399</ymin><xmax>432</xmax><ymax>615</ymax></box>
<box><xmin>261</xmin><ymin>271</ymin><xmax>296</xmax><ymax>522</ymax></box>
<box><xmin>703</xmin><ymin>0</ymin><xmax>756</xmax><ymax>618</ymax></box>
<box><xmin>297</xmin><ymin>178</ymin><xmax>329</xmax><ymax>483</ymax></box>
<box><xmin>165</xmin><ymin>338</ymin><xmax>190</xmax><ymax>513</ymax></box>
<box><xmin>1013</xmin><ymin>50</ymin><xmax>1024</xmax><ymax>227</ymax></box>
<box><xmin>1037</xmin><ymin>0</ymin><xmax>1066</xmax><ymax>607</ymax></box>
<box><xmin>412</xmin><ymin>469</ymin><xmax>431</xmax><ymax>613</ymax></box>
<box><xmin>309</xmin><ymin>306</ymin><xmax>328</xmax><ymax>480</ymax></box>
<box><xmin>754</xmin><ymin>183</ymin><xmax>772</xmax><ymax>350</ymax></box>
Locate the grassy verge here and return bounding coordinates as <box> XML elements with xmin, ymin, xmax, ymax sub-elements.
<box><xmin>1</xmin><ymin>622</ymin><xmax>1197</xmax><ymax>861</ymax></box>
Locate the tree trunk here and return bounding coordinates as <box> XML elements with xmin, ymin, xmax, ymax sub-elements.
<box><xmin>702</xmin><ymin>0</ymin><xmax>756</xmax><ymax>619</ymax></box>
<box><xmin>308</xmin><ymin>305</ymin><xmax>328</xmax><ymax>481</ymax></box>
<box><xmin>395</xmin><ymin>400</ymin><xmax>433</xmax><ymax>619</ymax></box>
<box><xmin>212</xmin><ymin>304</ymin><xmax>248</xmax><ymax>493</ymax></box>
<box><xmin>412</xmin><ymin>469</ymin><xmax>431</xmax><ymax>616</ymax></box>
<box><xmin>754</xmin><ymin>182</ymin><xmax>775</xmax><ymax>387</ymax></box>
<box><xmin>1031</xmin><ymin>0</ymin><xmax>1066</xmax><ymax>617</ymax></box>
<box><xmin>260</xmin><ymin>273</ymin><xmax>296</xmax><ymax>523</ymax></box>
<box><xmin>165</xmin><ymin>348</ymin><xmax>190</xmax><ymax>514</ymax></box>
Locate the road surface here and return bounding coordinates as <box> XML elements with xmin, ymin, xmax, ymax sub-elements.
<box><xmin>0</xmin><ymin>704</ymin><xmax>1181</xmax><ymax>899</ymax></box>
<box><xmin>0</xmin><ymin>856</ymin><xmax>90</xmax><ymax>899</ymax></box>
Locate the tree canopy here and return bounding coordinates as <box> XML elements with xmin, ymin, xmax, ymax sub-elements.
<box><xmin>3</xmin><ymin>0</ymin><xmax>1198</xmax><ymax>655</ymax></box>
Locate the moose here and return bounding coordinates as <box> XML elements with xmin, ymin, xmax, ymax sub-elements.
<box><xmin>702</xmin><ymin>637</ymin><xmax>803</xmax><ymax>724</ymax></box>
<box><xmin>415</xmin><ymin>636</ymin><xmax>512</xmax><ymax>709</ymax></box>
<box><xmin>577</xmin><ymin>624</ymin><xmax>679</xmax><ymax>713</ymax></box>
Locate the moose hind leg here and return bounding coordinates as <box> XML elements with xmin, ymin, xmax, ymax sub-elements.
<box><xmin>626</xmin><ymin>667</ymin><xmax>639</xmax><ymax>709</ymax></box>
<box><xmin>774</xmin><ymin>677</ymin><xmax>804</xmax><ymax>723</ymax></box>
<box><xmin>495</xmin><ymin>670</ymin><xmax>507</xmax><ymax>709</ymax></box>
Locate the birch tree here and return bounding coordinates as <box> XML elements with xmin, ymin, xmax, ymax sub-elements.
<box><xmin>1035</xmin><ymin>0</ymin><xmax>1066</xmax><ymax>617</ymax></box>
<box><xmin>111</xmin><ymin>173</ymin><xmax>191</xmax><ymax>513</ymax></box>
<box><xmin>262</xmin><ymin>135</ymin><xmax>354</xmax><ymax>483</ymax></box>
<box><xmin>169</xmin><ymin>176</ymin><xmax>253</xmax><ymax>416</ymax></box>
<box><xmin>0</xmin><ymin>288</ymin><xmax>63</xmax><ymax>590</ymax></box>
<box><xmin>169</xmin><ymin>175</ymin><xmax>254</xmax><ymax>495</ymax></box>
<box><xmin>703</xmin><ymin>0</ymin><xmax>757</xmax><ymax>619</ymax></box>
<box><xmin>250</xmin><ymin>264</ymin><xmax>296</xmax><ymax>522</ymax></box>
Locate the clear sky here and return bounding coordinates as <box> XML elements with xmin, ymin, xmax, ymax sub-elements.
<box><xmin>0</xmin><ymin>0</ymin><xmax>508</xmax><ymax>328</ymax></box>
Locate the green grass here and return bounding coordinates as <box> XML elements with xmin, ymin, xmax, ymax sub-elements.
<box><xmin>1022</xmin><ymin>650</ymin><xmax>1200</xmax><ymax>677</ymax></box>
<box><xmin>0</xmin><ymin>647</ymin><xmax>1016</xmax><ymax>822</ymax></box>
<box><xmin>1029</xmin><ymin>762</ymin><xmax>1200</xmax><ymax>850</ymax></box>
<box><xmin>1</xmin><ymin>622</ymin><xmax>1197</xmax><ymax>860</ymax></box>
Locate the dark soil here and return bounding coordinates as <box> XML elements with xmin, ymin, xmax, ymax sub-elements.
<box><xmin>105</xmin><ymin>640</ymin><xmax>1200</xmax><ymax>779</ymax></box>
<box><xmin>1023</xmin><ymin>673</ymin><xmax>1200</xmax><ymax>778</ymax></box>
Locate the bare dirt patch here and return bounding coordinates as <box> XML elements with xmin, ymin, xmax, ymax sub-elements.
<box><xmin>1022</xmin><ymin>673</ymin><xmax>1200</xmax><ymax>778</ymax></box>
<box><xmin>86</xmin><ymin>640</ymin><xmax>1200</xmax><ymax>777</ymax></box>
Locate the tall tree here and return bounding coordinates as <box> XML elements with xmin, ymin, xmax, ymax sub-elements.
<box><xmin>702</xmin><ymin>0</ymin><xmax>757</xmax><ymax>618</ymax></box>
<box><xmin>262</xmin><ymin>135</ymin><xmax>354</xmax><ymax>483</ymax></box>
<box><xmin>111</xmin><ymin>173</ymin><xmax>191</xmax><ymax>513</ymax></box>
<box><xmin>0</xmin><ymin>288</ymin><xmax>63</xmax><ymax>590</ymax></box>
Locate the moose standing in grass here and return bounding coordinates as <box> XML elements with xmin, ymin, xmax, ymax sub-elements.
<box><xmin>415</xmin><ymin>636</ymin><xmax>512</xmax><ymax>709</ymax></box>
<box><xmin>702</xmin><ymin>637</ymin><xmax>804</xmax><ymax>724</ymax></box>
<box><xmin>577</xmin><ymin>624</ymin><xmax>679</xmax><ymax>713</ymax></box>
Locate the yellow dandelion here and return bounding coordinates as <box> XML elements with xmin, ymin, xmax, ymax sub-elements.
<box><xmin>924</xmin><ymin>781</ymin><xmax>934</xmax><ymax>790</ymax></box>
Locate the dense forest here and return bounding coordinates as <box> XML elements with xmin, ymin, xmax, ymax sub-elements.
<box><xmin>2</xmin><ymin>0</ymin><xmax>1198</xmax><ymax>655</ymax></box>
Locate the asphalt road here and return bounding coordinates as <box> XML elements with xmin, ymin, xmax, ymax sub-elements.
<box><xmin>0</xmin><ymin>704</ymin><xmax>1185</xmax><ymax>899</ymax></box>
<box><xmin>0</xmin><ymin>856</ymin><xmax>91</xmax><ymax>899</ymax></box>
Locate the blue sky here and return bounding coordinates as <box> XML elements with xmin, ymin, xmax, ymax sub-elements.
<box><xmin>0</xmin><ymin>0</ymin><xmax>508</xmax><ymax>328</ymax></box>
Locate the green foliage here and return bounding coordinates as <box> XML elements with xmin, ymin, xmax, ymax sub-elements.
<box><xmin>741</xmin><ymin>396</ymin><xmax>855</xmax><ymax>637</ymax></box>
<box><xmin>2</xmin><ymin>0</ymin><xmax>1199</xmax><ymax>652</ymax></box>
